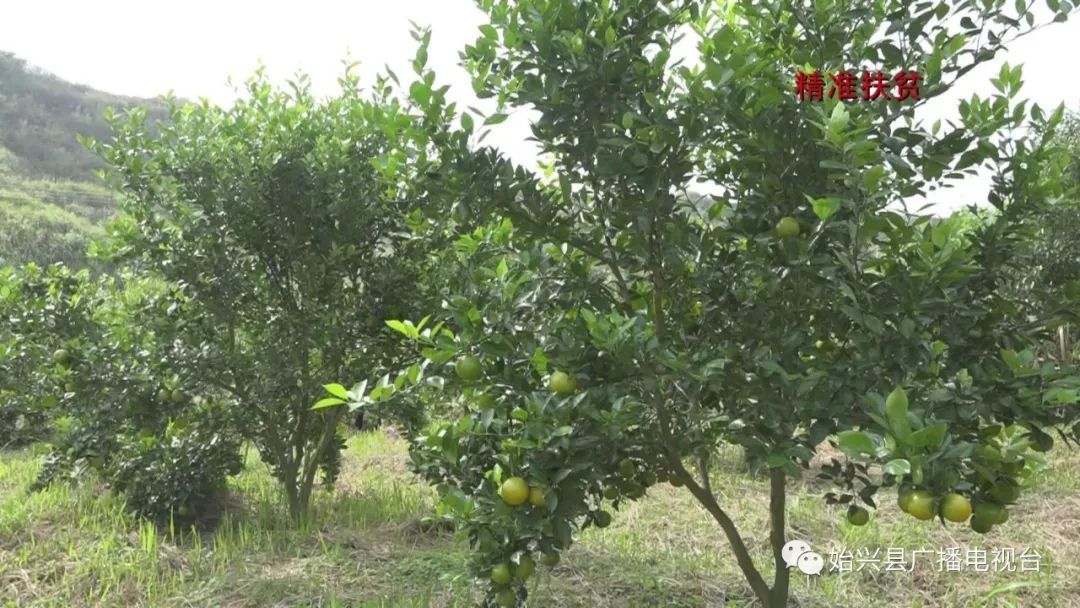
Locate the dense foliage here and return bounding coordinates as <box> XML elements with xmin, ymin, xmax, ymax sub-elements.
<box><xmin>334</xmin><ymin>1</ymin><xmax>1080</xmax><ymax>606</ymax></box>
<box><xmin>2</xmin><ymin>2</ymin><xmax>1080</xmax><ymax>606</ymax></box>
<box><xmin>0</xmin><ymin>263</ymin><xmax>244</xmax><ymax>520</ymax></box>
<box><xmin>0</xmin><ymin>263</ymin><xmax>84</xmax><ymax>447</ymax></box>
<box><xmin>1018</xmin><ymin>113</ymin><xmax>1080</xmax><ymax>360</ymax></box>
<box><xmin>89</xmin><ymin>69</ymin><xmax>440</xmax><ymax>521</ymax></box>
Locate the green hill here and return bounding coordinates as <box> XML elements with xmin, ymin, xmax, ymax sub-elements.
<box><xmin>0</xmin><ymin>51</ymin><xmax>170</xmax><ymax>268</ymax></box>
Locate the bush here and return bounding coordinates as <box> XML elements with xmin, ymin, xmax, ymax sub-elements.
<box><xmin>108</xmin><ymin>402</ymin><xmax>244</xmax><ymax>520</ymax></box>
<box><xmin>13</xmin><ymin>268</ymin><xmax>246</xmax><ymax>520</ymax></box>
<box><xmin>92</xmin><ymin>68</ymin><xmax>442</xmax><ymax>522</ymax></box>
<box><xmin>0</xmin><ymin>263</ymin><xmax>90</xmax><ymax>447</ymax></box>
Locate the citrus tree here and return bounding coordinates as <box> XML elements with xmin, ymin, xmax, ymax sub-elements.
<box><xmin>91</xmin><ymin>68</ymin><xmax>438</xmax><ymax>522</ymax></box>
<box><xmin>334</xmin><ymin>0</ymin><xmax>1080</xmax><ymax>606</ymax></box>
<box><xmin>1012</xmin><ymin>111</ymin><xmax>1080</xmax><ymax>361</ymax></box>
<box><xmin>0</xmin><ymin>262</ymin><xmax>88</xmax><ymax>447</ymax></box>
<box><xmin>0</xmin><ymin>262</ymin><xmax>244</xmax><ymax>520</ymax></box>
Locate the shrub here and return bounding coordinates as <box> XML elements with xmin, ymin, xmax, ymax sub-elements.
<box><xmin>91</xmin><ymin>68</ymin><xmax>441</xmax><ymax>522</ymax></box>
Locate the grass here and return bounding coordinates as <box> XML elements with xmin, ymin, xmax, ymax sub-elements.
<box><xmin>2</xmin><ymin>431</ymin><xmax>1079</xmax><ymax>607</ymax></box>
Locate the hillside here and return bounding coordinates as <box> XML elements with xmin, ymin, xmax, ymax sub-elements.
<box><xmin>0</xmin><ymin>51</ymin><xmax>170</xmax><ymax>268</ymax></box>
<box><xmin>0</xmin><ymin>51</ymin><xmax>170</xmax><ymax>182</ymax></box>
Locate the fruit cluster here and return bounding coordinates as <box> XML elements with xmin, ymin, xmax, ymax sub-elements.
<box><xmin>489</xmin><ymin>476</ymin><xmax>562</xmax><ymax>606</ymax></box>
<box><xmin>845</xmin><ymin>483</ymin><xmax>1015</xmax><ymax>534</ymax></box>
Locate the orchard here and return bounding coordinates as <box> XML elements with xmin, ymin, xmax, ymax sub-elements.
<box><xmin>1</xmin><ymin>0</ymin><xmax>1080</xmax><ymax>606</ymax></box>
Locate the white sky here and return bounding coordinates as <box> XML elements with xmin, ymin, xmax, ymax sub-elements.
<box><xmin>3</xmin><ymin>0</ymin><xmax>1079</xmax><ymax>214</ymax></box>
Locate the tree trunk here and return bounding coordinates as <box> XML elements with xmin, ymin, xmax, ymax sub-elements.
<box><xmin>767</xmin><ymin>468</ymin><xmax>790</xmax><ymax>607</ymax></box>
<box><xmin>283</xmin><ymin>472</ymin><xmax>304</xmax><ymax>523</ymax></box>
<box><xmin>696</xmin><ymin>452</ymin><xmax>712</xmax><ymax>495</ymax></box>
<box><xmin>290</xmin><ymin>406</ymin><xmax>345</xmax><ymax>525</ymax></box>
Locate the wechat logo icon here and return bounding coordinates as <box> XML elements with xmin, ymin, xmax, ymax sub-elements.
<box><xmin>782</xmin><ymin>540</ymin><xmax>824</xmax><ymax>576</ymax></box>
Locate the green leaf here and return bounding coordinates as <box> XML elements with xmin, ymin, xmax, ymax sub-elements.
<box><xmin>350</xmin><ymin>380</ymin><xmax>369</xmax><ymax>400</ymax></box>
<box><xmin>559</xmin><ymin>173</ymin><xmax>573</xmax><ymax>203</ymax></box>
<box><xmin>1045</xmin><ymin>388</ymin><xmax>1078</xmax><ymax>405</ymax></box>
<box><xmin>409</xmin><ymin>81</ymin><xmax>430</xmax><ymax>105</ymax></box>
<box><xmin>828</xmin><ymin>102</ymin><xmax>850</xmax><ymax>132</ymax></box>
<box><xmin>884</xmin><ymin>458</ymin><xmax>911</xmax><ymax>476</ymax></box>
<box><xmin>863</xmin><ymin>165</ymin><xmax>887</xmax><ymax>192</ymax></box>
<box><xmin>324</xmin><ymin>383</ymin><xmax>349</xmax><ymax>399</ymax></box>
<box><xmin>809</xmin><ymin>196</ymin><xmax>841</xmax><ymax>221</ymax></box>
<box><xmin>386</xmin><ymin>320</ymin><xmax>412</xmax><ymax>338</ymax></box>
<box><xmin>484</xmin><ymin>113</ymin><xmax>509</xmax><ymax>126</ymax></box>
<box><xmin>313</xmin><ymin>397</ymin><xmax>346</xmax><ymax>410</ymax></box>
<box><xmin>909</xmin><ymin>422</ymin><xmax>947</xmax><ymax>448</ymax></box>
<box><xmin>1000</xmin><ymin>349</ymin><xmax>1021</xmax><ymax>369</ymax></box>
<box><xmin>885</xmin><ymin>387</ymin><xmax>911</xmax><ymax>440</ymax></box>
<box><xmin>836</xmin><ymin>430</ymin><xmax>877</xmax><ymax>456</ymax></box>
<box><xmin>766</xmin><ymin>453</ymin><xmax>788</xmax><ymax>468</ymax></box>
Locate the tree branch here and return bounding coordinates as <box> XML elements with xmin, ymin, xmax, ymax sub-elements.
<box><xmin>663</xmin><ymin>425</ymin><xmax>772</xmax><ymax>606</ymax></box>
<box><xmin>645</xmin><ymin>217</ymin><xmax>771</xmax><ymax>604</ymax></box>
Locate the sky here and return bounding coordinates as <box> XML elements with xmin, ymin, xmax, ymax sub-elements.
<box><xmin>3</xmin><ymin>0</ymin><xmax>1079</xmax><ymax>214</ymax></box>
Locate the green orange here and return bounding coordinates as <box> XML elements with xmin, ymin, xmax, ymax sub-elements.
<box><xmin>455</xmin><ymin>356</ymin><xmax>482</xmax><ymax>381</ymax></box>
<box><xmin>970</xmin><ymin>516</ymin><xmax>994</xmax><ymax>534</ymax></box>
<box><xmin>776</xmin><ymin>216</ymin><xmax>800</xmax><ymax>239</ymax></box>
<box><xmin>528</xmin><ymin>487</ymin><xmax>546</xmax><ymax>507</ymax></box>
<box><xmin>846</xmin><ymin>505</ymin><xmax>870</xmax><ymax>526</ymax></box>
<box><xmin>514</xmin><ymin>556</ymin><xmax>535</xmax><ymax>580</ymax></box>
<box><xmin>989</xmin><ymin>479</ymin><xmax>1020</xmax><ymax>504</ymax></box>
<box><xmin>594</xmin><ymin>510</ymin><xmax>613</xmax><ymax>528</ymax></box>
<box><xmin>940</xmin><ymin>493</ymin><xmax>972</xmax><ymax>523</ymax></box>
<box><xmin>897</xmin><ymin>486</ymin><xmax>916</xmax><ymax>513</ymax></box>
<box><xmin>906</xmin><ymin>490</ymin><xmax>936</xmax><ymax>521</ymax></box>
<box><xmin>539</xmin><ymin>551</ymin><xmax>560</xmax><ymax>567</ymax></box>
<box><xmin>973</xmin><ymin>502</ymin><xmax>1005</xmax><ymax>525</ymax></box>
<box><xmin>549</xmin><ymin>371</ymin><xmax>577</xmax><ymax>395</ymax></box>
<box><xmin>499</xmin><ymin>477</ymin><xmax>530</xmax><ymax>507</ymax></box>
<box><xmin>495</xmin><ymin>589</ymin><xmax>516</xmax><ymax>607</ymax></box>
<box><xmin>490</xmin><ymin>562</ymin><xmax>513</xmax><ymax>585</ymax></box>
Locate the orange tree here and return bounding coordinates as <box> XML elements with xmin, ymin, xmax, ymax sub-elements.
<box><xmin>91</xmin><ymin>68</ymin><xmax>437</xmax><ymax>522</ymax></box>
<box><xmin>334</xmin><ymin>1</ymin><xmax>1080</xmax><ymax>606</ymax></box>
<box><xmin>0</xmin><ymin>263</ymin><xmax>89</xmax><ymax>447</ymax></box>
<box><xmin>0</xmin><ymin>263</ymin><xmax>244</xmax><ymax>520</ymax></box>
